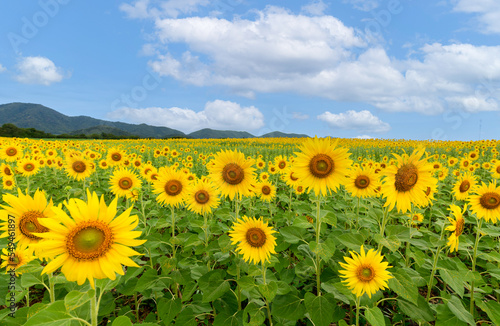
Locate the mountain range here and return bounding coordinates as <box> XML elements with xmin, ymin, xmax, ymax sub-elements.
<box><xmin>0</xmin><ymin>103</ymin><xmax>309</xmax><ymax>139</ymax></box>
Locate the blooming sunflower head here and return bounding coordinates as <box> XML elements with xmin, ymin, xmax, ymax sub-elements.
<box><xmin>452</xmin><ymin>172</ymin><xmax>477</xmax><ymax>201</ymax></box>
<box><xmin>229</xmin><ymin>216</ymin><xmax>277</xmax><ymax>265</ymax></box>
<box><xmin>65</xmin><ymin>154</ymin><xmax>94</xmax><ymax>181</ymax></box>
<box><xmin>445</xmin><ymin>204</ymin><xmax>466</xmax><ymax>253</ymax></box>
<box><xmin>185</xmin><ymin>179</ymin><xmax>220</xmax><ymax>215</ymax></box>
<box><xmin>345</xmin><ymin>166</ymin><xmax>380</xmax><ymax>198</ymax></box>
<box><xmin>339</xmin><ymin>245</ymin><xmax>393</xmax><ymax>298</ymax></box>
<box><xmin>109</xmin><ymin>168</ymin><xmax>142</xmax><ymax>202</ymax></box>
<box><xmin>35</xmin><ymin>191</ymin><xmax>146</xmax><ymax>289</ymax></box>
<box><xmin>293</xmin><ymin>136</ymin><xmax>353</xmax><ymax>197</ymax></box>
<box><xmin>17</xmin><ymin>157</ymin><xmax>40</xmax><ymax>177</ymax></box>
<box><xmin>152</xmin><ymin>166</ymin><xmax>188</xmax><ymax>207</ymax></box>
<box><xmin>1</xmin><ymin>247</ymin><xmax>35</xmax><ymax>276</ymax></box>
<box><xmin>468</xmin><ymin>181</ymin><xmax>500</xmax><ymax>223</ymax></box>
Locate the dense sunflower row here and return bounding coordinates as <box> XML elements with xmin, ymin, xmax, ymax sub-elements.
<box><xmin>0</xmin><ymin>136</ymin><xmax>499</xmax><ymax>325</ymax></box>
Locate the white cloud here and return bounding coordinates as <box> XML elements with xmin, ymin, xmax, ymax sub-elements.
<box><xmin>14</xmin><ymin>56</ymin><xmax>66</xmax><ymax>86</ymax></box>
<box><xmin>292</xmin><ymin>112</ymin><xmax>309</xmax><ymax>120</ymax></box>
<box><xmin>343</xmin><ymin>0</ymin><xmax>380</xmax><ymax>12</ymax></box>
<box><xmin>120</xmin><ymin>0</ymin><xmax>210</xmax><ymax>19</ymax></box>
<box><xmin>0</xmin><ymin>64</ymin><xmax>6</xmax><ymax>73</ymax></box>
<box><xmin>107</xmin><ymin>99</ymin><xmax>264</xmax><ymax>133</ymax></box>
<box><xmin>356</xmin><ymin>135</ymin><xmax>373</xmax><ymax>139</ymax></box>
<box><xmin>301</xmin><ymin>0</ymin><xmax>328</xmax><ymax>16</ymax></box>
<box><xmin>453</xmin><ymin>0</ymin><xmax>500</xmax><ymax>34</ymax></box>
<box><xmin>317</xmin><ymin>110</ymin><xmax>391</xmax><ymax>133</ymax></box>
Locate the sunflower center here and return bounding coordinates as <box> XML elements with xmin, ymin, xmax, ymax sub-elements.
<box><xmin>455</xmin><ymin>218</ymin><xmax>465</xmax><ymax>237</ymax></box>
<box><xmin>262</xmin><ymin>186</ymin><xmax>271</xmax><ymax>195</ymax></box>
<box><xmin>354</xmin><ymin>175</ymin><xmax>370</xmax><ymax>189</ymax></box>
<box><xmin>9</xmin><ymin>255</ymin><xmax>20</xmax><ymax>265</ymax></box>
<box><xmin>111</xmin><ymin>153</ymin><xmax>121</xmax><ymax>161</ymax></box>
<box><xmin>463</xmin><ymin>161</ymin><xmax>469</xmax><ymax>167</ymax></box>
<box><xmin>119</xmin><ymin>177</ymin><xmax>133</xmax><ymax>190</ymax></box>
<box><xmin>4</xmin><ymin>167</ymin><xmax>12</xmax><ymax>175</ymax></box>
<box><xmin>195</xmin><ymin>190</ymin><xmax>210</xmax><ymax>204</ymax></box>
<box><xmin>222</xmin><ymin>163</ymin><xmax>245</xmax><ymax>185</ymax></box>
<box><xmin>290</xmin><ymin>172</ymin><xmax>298</xmax><ymax>181</ymax></box>
<box><xmin>459</xmin><ymin>180</ymin><xmax>470</xmax><ymax>193</ymax></box>
<box><xmin>278</xmin><ymin>161</ymin><xmax>286</xmax><ymax>169</ymax></box>
<box><xmin>19</xmin><ymin>211</ymin><xmax>48</xmax><ymax>240</ymax></box>
<box><xmin>497</xmin><ymin>166</ymin><xmax>500</xmax><ymax>174</ymax></box>
<box><xmin>165</xmin><ymin>180</ymin><xmax>182</xmax><ymax>196</ymax></box>
<box><xmin>6</xmin><ymin>147</ymin><xmax>17</xmax><ymax>156</ymax></box>
<box><xmin>66</xmin><ymin>221</ymin><xmax>113</xmax><ymax>260</ymax></box>
<box><xmin>357</xmin><ymin>265</ymin><xmax>375</xmax><ymax>282</ymax></box>
<box><xmin>309</xmin><ymin>154</ymin><xmax>334</xmax><ymax>178</ymax></box>
<box><xmin>394</xmin><ymin>164</ymin><xmax>419</xmax><ymax>192</ymax></box>
<box><xmin>72</xmin><ymin>161</ymin><xmax>87</xmax><ymax>173</ymax></box>
<box><xmin>479</xmin><ymin>192</ymin><xmax>500</xmax><ymax>210</ymax></box>
<box><xmin>246</xmin><ymin>227</ymin><xmax>267</xmax><ymax>248</ymax></box>
<box><xmin>5</xmin><ymin>180</ymin><xmax>13</xmax><ymax>186</ymax></box>
<box><xmin>297</xmin><ymin>186</ymin><xmax>303</xmax><ymax>192</ymax></box>
<box><xmin>24</xmin><ymin>163</ymin><xmax>35</xmax><ymax>171</ymax></box>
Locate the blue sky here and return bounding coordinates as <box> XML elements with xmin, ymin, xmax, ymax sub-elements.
<box><xmin>1</xmin><ymin>0</ymin><xmax>499</xmax><ymax>140</ymax></box>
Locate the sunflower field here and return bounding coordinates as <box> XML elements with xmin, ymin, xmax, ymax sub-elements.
<box><xmin>0</xmin><ymin>136</ymin><xmax>500</xmax><ymax>326</ymax></box>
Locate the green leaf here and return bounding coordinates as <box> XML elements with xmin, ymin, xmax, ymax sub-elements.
<box><xmin>293</xmin><ymin>215</ymin><xmax>313</xmax><ymax>228</ymax></box>
<box><xmin>447</xmin><ymin>296</ymin><xmax>475</xmax><ymax>326</ymax></box>
<box><xmin>134</xmin><ymin>269</ymin><xmax>161</xmax><ymax>292</ymax></box>
<box><xmin>243</xmin><ymin>302</ymin><xmax>266</xmax><ymax>326</ymax></box>
<box><xmin>304</xmin><ymin>292</ymin><xmax>334</xmax><ymax>326</ymax></box>
<box><xmin>24</xmin><ymin>301</ymin><xmax>74</xmax><ymax>326</ymax></box>
<box><xmin>157</xmin><ymin>297</ymin><xmax>182</xmax><ymax>325</ymax></box>
<box><xmin>337</xmin><ymin>233</ymin><xmax>364</xmax><ymax>251</ymax></box>
<box><xmin>373</xmin><ymin>234</ymin><xmax>401</xmax><ymax>252</ymax></box>
<box><xmin>280</xmin><ymin>226</ymin><xmax>306</xmax><ymax>244</ymax></box>
<box><xmin>439</xmin><ymin>269</ymin><xmax>465</xmax><ymax>298</ymax></box>
<box><xmin>435</xmin><ymin>303</ymin><xmax>467</xmax><ymax>326</ymax></box>
<box><xmin>388</xmin><ymin>269</ymin><xmax>419</xmax><ymax>304</ymax></box>
<box><xmin>213</xmin><ymin>311</ymin><xmax>244</xmax><ymax>326</ymax></box>
<box><xmin>397</xmin><ymin>296</ymin><xmax>435</xmax><ymax>322</ymax></box>
<box><xmin>64</xmin><ymin>289</ymin><xmax>94</xmax><ymax>312</ymax></box>
<box><xmin>176</xmin><ymin>306</ymin><xmax>197</xmax><ymax>326</ymax></box>
<box><xmin>272</xmin><ymin>294</ymin><xmax>305</xmax><ymax>321</ymax></box>
<box><xmin>202</xmin><ymin>280</ymin><xmax>231</xmax><ymax>303</ymax></box>
<box><xmin>258</xmin><ymin>281</ymin><xmax>278</xmax><ymax>302</ymax></box>
<box><xmin>364</xmin><ymin>306</ymin><xmax>385</xmax><ymax>326</ymax></box>
<box><xmin>476</xmin><ymin>300</ymin><xmax>500</xmax><ymax>325</ymax></box>
<box><xmin>309</xmin><ymin>239</ymin><xmax>335</xmax><ymax>262</ymax></box>
<box><xmin>20</xmin><ymin>273</ymin><xmax>45</xmax><ymax>288</ymax></box>
<box><xmin>111</xmin><ymin>316</ymin><xmax>133</xmax><ymax>326</ymax></box>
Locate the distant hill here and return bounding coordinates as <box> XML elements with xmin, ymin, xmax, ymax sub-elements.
<box><xmin>0</xmin><ymin>102</ymin><xmax>311</xmax><ymax>139</ymax></box>
<box><xmin>260</xmin><ymin>131</ymin><xmax>309</xmax><ymax>138</ymax></box>
<box><xmin>188</xmin><ymin>128</ymin><xmax>255</xmax><ymax>139</ymax></box>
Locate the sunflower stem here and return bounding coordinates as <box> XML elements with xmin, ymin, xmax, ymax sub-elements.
<box><xmin>355</xmin><ymin>196</ymin><xmax>360</xmax><ymax>229</ymax></box>
<box><xmin>48</xmin><ymin>272</ymin><xmax>55</xmax><ymax>303</ymax></box>
<box><xmin>288</xmin><ymin>188</ymin><xmax>293</xmax><ymax>213</ymax></box>
<box><xmin>25</xmin><ymin>287</ymin><xmax>29</xmax><ymax>308</ymax></box>
<box><xmin>236</xmin><ymin>257</ymin><xmax>242</xmax><ymax>311</ymax></box>
<box><xmin>134</xmin><ymin>292</ymin><xmax>140</xmax><ymax>322</ymax></box>
<box><xmin>426</xmin><ymin>246</ymin><xmax>442</xmax><ymax>301</ymax></box>
<box><xmin>235</xmin><ymin>198</ymin><xmax>240</xmax><ymax>221</ymax></box>
<box><xmin>355</xmin><ymin>295</ymin><xmax>361</xmax><ymax>326</ymax></box>
<box><xmin>90</xmin><ymin>289</ymin><xmax>98</xmax><ymax>326</ymax></box>
<box><xmin>377</xmin><ymin>206</ymin><xmax>390</xmax><ymax>251</ymax></box>
<box><xmin>171</xmin><ymin>205</ymin><xmax>176</xmax><ymax>256</ymax></box>
<box><xmin>315</xmin><ymin>195</ymin><xmax>322</xmax><ymax>296</ymax></box>
<box><xmin>262</xmin><ymin>261</ymin><xmax>266</xmax><ymax>285</ymax></box>
<box><xmin>470</xmin><ymin>218</ymin><xmax>483</xmax><ymax>316</ymax></box>
<box><xmin>26</xmin><ymin>175</ymin><xmax>30</xmax><ymax>194</ymax></box>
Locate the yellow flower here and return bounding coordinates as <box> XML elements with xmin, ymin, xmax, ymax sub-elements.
<box><xmin>0</xmin><ymin>143</ymin><xmax>23</xmax><ymax>162</ymax></box>
<box><xmin>468</xmin><ymin>181</ymin><xmax>500</xmax><ymax>223</ymax></box>
<box><xmin>293</xmin><ymin>136</ymin><xmax>352</xmax><ymax>196</ymax></box>
<box><xmin>17</xmin><ymin>157</ymin><xmax>40</xmax><ymax>177</ymax></box>
<box><xmin>344</xmin><ymin>167</ymin><xmax>380</xmax><ymax>198</ymax></box>
<box><xmin>152</xmin><ymin>166</ymin><xmax>188</xmax><ymax>207</ymax></box>
<box><xmin>256</xmin><ymin>181</ymin><xmax>276</xmax><ymax>202</ymax></box>
<box><xmin>339</xmin><ymin>245</ymin><xmax>393</xmax><ymax>298</ymax></box>
<box><xmin>1</xmin><ymin>247</ymin><xmax>34</xmax><ymax>276</ymax></box>
<box><xmin>381</xmin><ymin>148</ymin><xmax>437</xmax><ymax>213</ymax></box>
<box><xmin>35</xmin><ymin>191</ymin><xmax>146</xmax><ymax>289</ymax></box>
<box><xmin>208</xmin><ymin>149</ymin><xmax>256</xmax><ymax>200</ymax></box>
<box><xmin>445</xmin><ymin>205</ymin><xmax>466</xmax><ymax>253</ymax></box>
<box><xmin>109</xmin><ymin>168</ymin><xmax>142</xmax><ymax>202</ymax></box>
<box><xmin>452</xmin><ymin>171</ymin><xmax>477</xmax><ymax>201</ymax></box>
<box><xmin>490</xmin><ymin>161</ymin><xmax>500</xmax><ymax>179</ymax></box>
<box><xmin>229</xmin><ymin>216</ymin><xmax>276</xmax><ymax>265</ymax></box>
<box><xmin>106</xmin><ymin>148</ymin><xmax>127</xmax><ymax>167</ymax></box>
<box><xmin>185</xmin><ymin>179</ymin><xmax>220</xmax><ymax>215</ymax></box>
<box><xmin>65</xmin><ymin>155</ymin><xmax>93</xmax><ymax>181</ymax></box>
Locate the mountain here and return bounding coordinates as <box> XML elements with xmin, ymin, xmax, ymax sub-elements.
<box><xmin>188</xmin><ymin>128</ymin><xmax>255</xmax><ymax>139</ymax></box>
<box><xmin>0</xmin><ymin>103</ymin><xmax>185</xmax><ymax>138</ymax></box>
<box><xmin>0</xmin><ymin>102</ymin><xmax>311</xmax><ymax>139</ymax></box>
<box><xmin>260</xmin><ymin>131</ymin><xmax>309</xmax><ymax>138</ymax></box>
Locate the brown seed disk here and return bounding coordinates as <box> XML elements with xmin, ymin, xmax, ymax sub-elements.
<box><xmin>497</xmin><ymin>166</ymin><xmax>500</xmax><ymax>174</ymax></box>
<box><xmin>455</xmin><ymin>218</ymin><xmax>465</xmax><ymax>237</ymax></box>
<box><xmin>165</xmin><ymin>180</ymin><xmax>182</xmax><ymax>196</ymax></box>
<box><xmin>222</xmin><ymin>163</ymin><xmax>245</xmax><ymax>185</ymax></box>
<box><xmin>261</xmin><ymin>186</ymin><xmax>271</xmax><ymax>195</ymax></box>
<box><xmin>24</xmin><ymin>163</ymin><xmax>35</xmax><ymax>172</ymax></box>
<box><xmin>459</xmin><ymin>180</ymin><xmax>470</xmax><ymax>193</ymax></box>
<box><xmin>6</xmin><ymin>147</ymin><xmax>17</xmax><ymax>156</ymax></box>
<box><xmin>290</xmin><ymin>172</ymin><xmax>298</xmax><ymax>181</ymax></box>
<box><xmin>19</xmin><ymin>211</ymin><xmax>48</xmax><ymax>240</ymax></box>
<box><xmin>479</xmin><ymin>192</ymin><xmax>500</xmax><ymax>210</ymax></box>
<box><xmin>245</xmin><ymin>227</ymin><xmax>267</xmax><ymax>248</ymax></box>
<box><xmin>309</xmin><ymin>154</ymin><xmax>335</xmax><ymax>178</ymax></box>
<box><xmin>394</xmin><ymin>164</ymin><xmax>419</xmax><ymax>192</ymax></box>
<box><xmin>111</xmin><ymin>153</ymin><xmax>121</xmax><ymax>161</ymax></box>
<box><xmin>66</xmin><ymin>221</ymin><xmax>113</xmax><ymax>260</ymax></box>
<box><xmin>72</xmin><ymin>161</ymin><xmax>87</xmax><ymax>173</ymax></box>
<box><xmin>195</xmin><ymin>190</ymin><xmax>210</xmax><ymax>204</ymax></box>
<box><xmin>119</xmin><ymin>177</ymin><xmax>133</xmax><ymax>190</ymax></box>
<box><xmin>356</xmin><ymin>265</ymin><xmax>375</xmax><ymax>282</ymax></box>
<box><xmin>354</xmin><ymin>175</ymin><xmax>370</xmax><ymax>189</ymax></box>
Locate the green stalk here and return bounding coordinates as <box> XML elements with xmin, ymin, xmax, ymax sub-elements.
<box><xmin>355</xmin><ymin>196</ymin><xmax>360</xmax><ymax>229</ymax></box>
<box><xmin>48</xmin><ymin>273</ymin><xmax>55</xmax><ymax>303</ymax></box>
<box><xmin>90</xmin><ymin>290</ymin><xmax>98</xmax><ymax>326</ymax></box>
<box><xmin>236</xmin><ymin>257</ymin><xmax>242</xmax><ymax>311</ymax></box>
<box><xmin>470</xmin><ymin>218</ymin><xmax>483</xmax><ymax>315</ymax></box>
<box><xmin>377</xmin><ymin>206</ymin><xmax>390</xmax><ymax>251</ymax></box>
<box><xmin>315</xmin><ymin>195</ymin><xmax>322</xmax><ymax>296</ymax></box>
<box><xmin>25</xmin><ymin>287</ymin><xmax>29</xmax><ymax>307</ymax></box>
<box><xmin>426</xmin><ymin>246</ymin><xmax>442</xmax><ymax>301</ymax></box>
<box><xmin>262</xmin><ymin>262</ymin><xmax>273</xmax><ymax>326</ymax></box>
<box><xmin>288</xmin><ymin>188</ymin><xmax>293</xmax><ymax>213</ymax></box>
<box><xmin>355</xmin><ymin>295</ymin><xmax>361</xmax><ymax>326</ymax></box>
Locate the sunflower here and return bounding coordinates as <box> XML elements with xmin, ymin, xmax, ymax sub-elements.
<box><xmin>106</xmin><ymin>148</ymin><xmax>127</xmax><ymax>167</ymax></box>
<box><xmin>17</xmin><ymin>157</ymin><xmax>40</xmax><ymax>177</ymax></box>
<box><xmin>339</xmin><ymin>245</ymin><xmax>393</xmax><ymax>298</ymax></box>
<box><xmin>34</xmin><ymin>191</ymin><xmax>146</xmax><ymax>289</ymax></box>
<box><xmin>256</xmin><ymin>181</ymin><xmax>276</xmax><ymax>202</ymax></box>
<box><xmin>283</xmin><ymin>168</ymin><xmax>300</xmax><ymax>188</ymax></box>
<box><xmin>452</xmin><ymin>172</ymin><xmax>477</xmax><ymax>201</ymax></box>
<box><xmin>437</xmin><ymin>167</ymin><xmax>448</xmax><ymax>181</ymax></box>
<box><xmin>295</xmin><ymin>184</ymin><xmax>305</xmax><ymax>195</ymax></box>
<box><xmin>468</xmin><ymin>181</ymin><xmax>500</xmax><ymax>223</ymax></box>
<box><xmin>1</xmin><ymin>247</ymin><xmax>34</xmax><ymax>276</ymax></box>
<box><xmin>274</xmin><ymin>155</ymin><xmax>289</xmax><ymax>173</ymax></box>
<box><xmin>185</xmin><ymin>179</ymin><xmax>220</xmax><ymax>215</ymax></box>
<box><xmin>65</xmin><ymin>155</ymin><xmax>93</xmax><ymax>181</ymax></box>
<box><xmin>0</xmin><ymin>189</ymin><xmax>55</xmax><ymax>257</ymax></box>
<box><xmin>490</xmin><ymin>161</ymin><xmax>500</xmax><ymax>179</ymax></box>
<box><xmin>345</xmin><ymin>167</ymin><xmax>380</xmax><ymax>198</ymax></box>
<box><xmin>459</xmin><ymin>158</ymin><xmax>471</xmax><ymax>170</ymax></box>
<box><xmin>2</xmin><ymin>177</ymin><xmax>16</xmax><ymax>190</ymax></box>
<box><xmin>293</xmin><ymin>136</ymin><xmax>352</xmax><ymax>197</ymax></box>
<box><xmin>0</xmin><ymin>143</ymin><xmax>23</xmax><ymax>162</ymax></box>
<box><xmin>152</xmin><ymin>166</ymin><xmax>188</xmax><ymax>207</ymax></box>
<box><xmin>109</xmin><ymin>168</ymin><xmax>142</xmax><ymax>202</ymax></box>
<box><xmin>447</xmin><ymin>157</ymin><xmax>458</xmax><ymax>166</ymax></box>
<box><xmin>259</xmin><ymin>172</ymin><xmax>270</xmax><ymax>182</ymax></box>
<box><xmin>0</xmin><ymin>163</ymin><xmax>14</xmax><ymax>178</ymax></box>
<box><xmin>208</xmin><ymin>149</ymin><xmax>255</xmax><ymax>200</ymax></box>
<box><xmin>229</xmin><ymin>216</ymin><xmax>277</xmax><ymax>265</ymax></box>
<box><xmin>381</xmin><ymin>148</ymin><xmax>437</xmax><ymax>213</ymax></box>
<box><xmin>410</xmin><ymin>212</ymin><xmax>424</xmax><ymax>225</ymax></box>
<box><xmin>445</xmin><ymin>204</ymin><xmax>466</xmax><ymax>253</ymax></box>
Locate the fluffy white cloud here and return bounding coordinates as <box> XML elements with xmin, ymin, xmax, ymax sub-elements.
<box><xmin>343</xmin><ymin>0</ymin><xmax>380</xmax><ymax>12</ymax></box>
<box><xmin>107</xmin><ymin>99</ymin><xmax>264</xmax><ymax>133</ymax></box>
<box><xmin>318</xmin><ymin>110</ymin><xmax>391</xmax><ymax>133</ymax></box>
<box><xmin>453</xmin><ymin>0</ymin><xmax>500</xmax><ymax>34</ymax></box>
<box><xmin>120</xmin><ymin>0</ymin><xmax>210</xmax><ymax>19</ymax></box>
<box><xmin>0</xmin><ymin>64</ymin><xmax>6</xmax><ymax>73</ymax></box>
<box><xmin>301</xmin><ymin>0</ymin><xmax>328</xmax><ymax>16</ymax></box>
<box><xmin>292</xmin><ymin>112</ymin><xmax>309</xmax><ymax>120</ymax></box>
<box><xmin>356</xmin><ymin>135</ymin><xmax>373</xmax><ymax>139</ymax></box>
<box><xmin>14</xmin><ymin>56</ymin><xmax>66</xmax><ymax>86</ymax></box>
